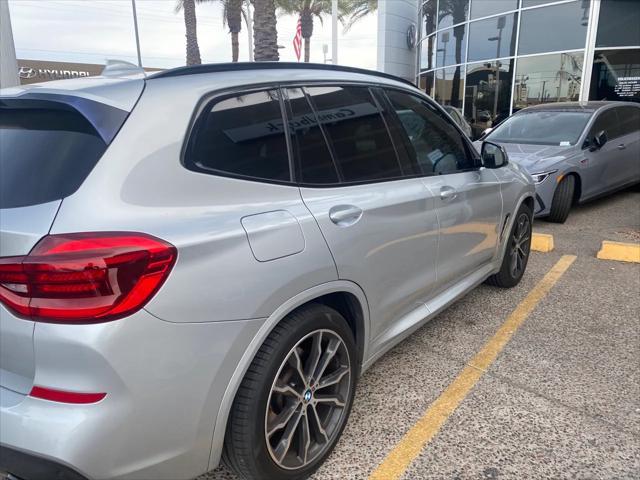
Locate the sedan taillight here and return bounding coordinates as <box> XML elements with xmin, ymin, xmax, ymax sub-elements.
<box><xmin>0</xmin><ymin>232</ymin><xmax>176</xmax><ymax>323</ymax></box>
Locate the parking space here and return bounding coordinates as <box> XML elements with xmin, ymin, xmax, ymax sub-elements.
<box><xmin>203</xmin><ymin>186</ymin><xmax>640</xmax><ymax>480</ymax></box>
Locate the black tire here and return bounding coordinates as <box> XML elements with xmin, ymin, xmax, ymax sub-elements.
<box><xmin>547</xmin><ymin>175</ymin><xmax>575</xmax><ymax>223</ymax></box>
<box><xmin>223</xmin><ymin>304</ymin><xmax>358</xmax><ymax>480</ymax></box>
<box><xmin>486</xmin><ymin>203</ymin><xmax>533</xmax><ymax>288</ymax></box>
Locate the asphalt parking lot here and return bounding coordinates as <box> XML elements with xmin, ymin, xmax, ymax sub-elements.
<box><xmin>203</xmin><ymin>186</ymin><xmax>640</xmax><ymax>480</ymax></box>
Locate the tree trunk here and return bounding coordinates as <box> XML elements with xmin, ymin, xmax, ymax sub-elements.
<box><xmin>227</xmin><ymin>0</ymin><xmax>242</xmax><ymax>62</ymax></box>
<box><xmin>231</xmin><ymin>31</ymin><xmax>239</xmax><ymax>62</ymax></box>
<box><xmin>304</xmin><ymin>37</ymin><xmax>310</xmax><ymax>62</ymax></box>
<box><xmin>182</xmin><ymin>0</ymin><xmax>201</xmax><ymax>66</ymax></box>
<box><xmin>253</xmin><ymin>0</ymin><xmax>279</xmax><ymax>61</ymax></box>
<box><xmin>450</xmin><ymin>24</ymin><xmax>464</xmax><ymax>106</ymax></box>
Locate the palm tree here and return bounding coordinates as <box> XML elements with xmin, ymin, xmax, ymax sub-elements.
<box><xmin>277</xmin><ymin>0</ymin><xmax>329</xmax><ymax>62</ymax></box>
<box><xmin>341</xmin><ymin>0</ymin><xmax>376</xmax><ymax>32</ymax></box>
<box><xmin>254</xmin><ymin>0</ymin><xmax>280</xmax><ymax>61</ymax></box>
<box><xmin>438</xmin><ymin>0</ymin><xmax>467</xmax><ymax>105</ymax></box>
<box><xmin>175</xmin><ymin>0</ymin><xmax>202</xmax><ymax>65</ymax></box>
<box><xmin>199</xmin><ymin>0</ymin><xmax>245</xmax><ymax>62</ymax></box>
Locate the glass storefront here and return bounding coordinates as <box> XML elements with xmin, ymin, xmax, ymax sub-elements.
<box><xmin>417</xmin><ymin>0</ymin><xmax>640</xmax><ymax>139</ymax></box>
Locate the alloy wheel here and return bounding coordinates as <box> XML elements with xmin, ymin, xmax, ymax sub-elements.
<box><xmin>265</xmin><ymin>329</ymin><xmax>351</xmax><ymax>470</ymax></box>
<box><xmin>510</xmin><ymin>212</ymin><xmax>531</xmax><ymax>278</ymax></box>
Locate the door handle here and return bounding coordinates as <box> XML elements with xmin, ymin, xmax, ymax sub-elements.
<box><xmin>329</xmin><ymin>205</ymin><xmax>363</xmax><ymax>226</ymax></box>
<box><xmin>617</xmin><ymin>144</ymin><xmax>626</xmax><ymax>150</ymax></box>
<box><xmin>440</xmin><ymin>186</ymin><xmax>458</xmax><ymax>201</ymax></box>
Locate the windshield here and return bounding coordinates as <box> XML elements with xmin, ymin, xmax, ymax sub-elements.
<box><xmin>487</xmin><ymin>110</ymin><xmax>592</xmax><ymax>146</ymax></box>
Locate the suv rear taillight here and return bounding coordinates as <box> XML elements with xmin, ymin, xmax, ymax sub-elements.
<box><xmin>0</xmin><ymin>233</ymin><xmax>176</xmax><ymax>323</ymax></box>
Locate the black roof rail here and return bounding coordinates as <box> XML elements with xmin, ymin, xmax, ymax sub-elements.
<box><xmin>148</xmin><ymin>62</ymin><xmax>417</xmax><ymax>87</ymax></box>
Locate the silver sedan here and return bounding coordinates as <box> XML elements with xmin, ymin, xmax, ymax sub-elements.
<box><xmin>477</xmin><ymin>101</ymin><xmax>640</xmax><ymax>223</ymax></box>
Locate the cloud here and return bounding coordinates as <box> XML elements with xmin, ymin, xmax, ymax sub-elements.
<box><xmin>9</xmin><ymin>0</ymin><xmax>377</xmax><ymax>70</ymax></box>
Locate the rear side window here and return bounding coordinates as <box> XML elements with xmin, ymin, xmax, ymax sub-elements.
<box><xmin>186</xmin><ymin>90</ymin><xmax>291</xmax><ymax>182</ymax></box>
<box><xmin>617</xmin><ymin>106</ymin><xmax>640</xmax><ymax>136</ymax></box>
<box><xmin>0</xmin><ymin>108</ymin><xmax>107</xmax><ymax>209</ymax></box>
<box><xmin>284</xmin><ymin>87</ymin><xmax>339</xmax><ymax>184</ymax></box>
<box><xmin>385</xmin><ymin>90</ymin><xmax>474</xmax><ymax>175</ymax></box>
<box><xmin>305</xmin><ymin>86</ymin><xmax>402</xmax><ymax>183</ymax></box>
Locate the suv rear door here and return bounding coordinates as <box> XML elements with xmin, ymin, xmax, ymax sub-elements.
<box><xmin>289</xmin><ymin>85</ymin><xmax>440</xmax><ymax>349</ymax></box>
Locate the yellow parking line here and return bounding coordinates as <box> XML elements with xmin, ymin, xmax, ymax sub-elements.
<box><xmin>596</xmin><ymin>241</ymin><xmax>640</xmax><ymax>263</ymax></box>
<box><xmin>369</xmin><ymin>255</ymin><xmax>577</xmax><ymax>480</ymax></box>
<box><xmin>531</xmin><ymin>233</ymin><xmax>554</xmax><ymax>253</ymax></box>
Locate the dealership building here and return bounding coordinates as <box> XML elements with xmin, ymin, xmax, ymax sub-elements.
<box><xmin>416</xmin><ymin>0</ymin><xmax>640</xmax><ymax>137</ymax></box>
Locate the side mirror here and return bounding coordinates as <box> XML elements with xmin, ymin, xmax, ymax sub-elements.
<box><xmin>592</xmin><ymin>130</ymin><xmax>608</xmax><ymax>150</ymax></box>
<box><xmin>481</xmin><ymin>141</ymin><xmax>508</xmax><ymax>169</ymax></box>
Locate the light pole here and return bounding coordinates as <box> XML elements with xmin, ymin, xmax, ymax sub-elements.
<box><xmin>246</xmin><ymin>0</ymin><xmax>253</xmax><ymax>61</ymax></box>
<box><xmin>488</xmin><ymin>16</ymin><xmax>505</xmax><ymax>121</ymax></box>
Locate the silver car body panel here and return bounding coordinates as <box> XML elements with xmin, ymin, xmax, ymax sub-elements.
<box><xmin>0</xmin><ymin>67</ymin><xmax>534</xmax><ymax>479</ymax></box>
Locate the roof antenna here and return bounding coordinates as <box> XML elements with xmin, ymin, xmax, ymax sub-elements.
<box><xmin>101</xmin><ymin>59</ymin><xmax>145</xmax><ymax>78</ymax></box>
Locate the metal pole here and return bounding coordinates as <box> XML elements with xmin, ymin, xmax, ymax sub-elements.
<box><xmin>246</xmin><ymin>0</ymin><xmax>253</xmax><ymax>61</ymax></box>
<box><xmin>131</xmin><ymin>0</ymin><xmax>142</xmax><ymax>67</ymax></box>
<box><xmin>332</xmin><ymin>0</ymin><xmax>338</xmax><ymax>64</ymax></box>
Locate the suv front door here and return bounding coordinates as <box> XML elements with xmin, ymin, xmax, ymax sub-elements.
<box><xmin>287</xmin><ymin>85</ymin><xmax>440</xmax><ymax>351</ymax></box>
<box><xmin>384</xmin><ymin>89</ymin><xmax>503</xmax><ymax>295</ymax></box>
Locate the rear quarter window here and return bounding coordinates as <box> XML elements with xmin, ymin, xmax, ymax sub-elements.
<box><xmin>184</xmin><ymin>89</ymin><xmax>291</xmax><ymax>183</ymax></box>
<box><xmin>0</xmin><ymin>108</ymin><xmax>107</xmax><ymax>209</ymax></box>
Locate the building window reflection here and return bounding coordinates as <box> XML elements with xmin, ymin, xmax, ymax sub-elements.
<box><xmin>420</xmin><ymin>35</ymin><xmax>436</xmax><ymax>71</ymax></box>
<box><xmin>434</xmin><ymin>66</ymin><xmax>465</xmax><ymax>108</ymax></box>
<box><xmin>438</xmin><ymin>0</ymin><xmax>469</xmax><ymax>29</ymax></box>
<box><xmin>468</xmin><ymin>13</ymin><xmax>518</xmax><ymax>63</ymax></box>
<box><xmin>420</xmin><ymin>71</ymin><xmax>435</xmax><ymax>97</ymax></box>
<box><xmin>422</xmin><ymin>0</ymin><xmax>437</xmax><ymax>37</ymax></box>
<box><xmin>436</xmin><ymin>25</ymin><xmax>467</xmax><ymax>67</ymax></box>
<box><xmin>590</xmin><ymin>49</ymin><xmax>640</xmax><ymax>103</ymax></box>
<box><xmin>513</xmin><ymin>52</ymin><xmax>583</xmax><ymax>111</ymax></box>
<box><xmin>464</xmin><ymin>60</ymin><xmax>514</xmax><ymax>139</ymax></box>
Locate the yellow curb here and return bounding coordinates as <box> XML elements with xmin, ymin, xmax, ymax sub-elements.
<box><xmin>596</xmin><ymin>241</ymin><xmax>640</xmax><ymax>263</ymax></box>
<box><xmin>531</xmin><ymin>233</ymin><xmax>554</xmax><ymax>253</ymax></box>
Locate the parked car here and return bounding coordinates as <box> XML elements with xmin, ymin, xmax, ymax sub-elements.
<box><xmin>0</xmin><ymin>62</ymin><xmax>534</xmax><ymax>480</ymax></box>
<box><xmin>442</xmin><ymin>105</ymin><xmax>473</xmax><ymax>138</ymax></box>
<box><xmin>477</xmin><ymin>102</ymin><xmax>640</xmax><ymax>223</ymax></box>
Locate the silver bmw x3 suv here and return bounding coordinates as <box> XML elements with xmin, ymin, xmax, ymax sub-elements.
<box><xmin>0</xmin><ymin>63</ymin><xmax>534</xmax><ymax>480</ymax></box>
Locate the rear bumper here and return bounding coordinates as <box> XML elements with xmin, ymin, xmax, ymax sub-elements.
<box><xmin>0</xmin><ymin>445</ymin><xmax>87</xmax><ymax>480</ymax></box>
<box><xmin>0</xmin><ymin>310</ymin><xmax>263</xmax><ymax>480</ymax></box>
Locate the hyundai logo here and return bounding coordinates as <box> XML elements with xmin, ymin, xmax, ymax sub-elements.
<box><xmin>18</xmin><ymin>66</ymin><xmax>37</xmax><ymax>79</ymax></box>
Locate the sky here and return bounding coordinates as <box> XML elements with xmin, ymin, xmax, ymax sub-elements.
<box><xmin>8</xmin><ymin>0</ymin><xmax>378</xmax><ymax>70</ymax></box>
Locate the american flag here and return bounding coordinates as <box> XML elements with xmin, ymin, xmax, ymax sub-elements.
<box><xmin>293</xmin><ymin>18</ymin><xmax>302</xmax><ymax>61</ymax></box>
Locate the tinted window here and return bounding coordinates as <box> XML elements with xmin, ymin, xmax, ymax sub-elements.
<box><xmin>589</xmin><ymin>109</ymin><xmax>620</xmax><ymax>141</ymax></box>
<box><xmin>305</xmin><ymin>86</ymin><xmax>401</xmax><ymax>183</ymax></box>
<box><xmin>596</xmin><ymin>0</ymin><xmax>640</xmax><ymax>48</ymax></box>
<box><xmin>284</xmin><ymin>88</ymin><xmax>338</xmax><ymax>185</ymax></box>
<box><xmin>467</xmin><ymin>13</ymin><xmax>518</xmax><ymax>62</ymax></box>
<box><xmin>518</xmin><ymin>1</ymin><xmax>589</xmax><ymax>55</ymax></box>
<box><xmin>385</xmin><ymin>90</ymin><xmax>474</xmax><ymax>175</ymax></box>
<box><xmin>590</xmin><ymin>49</ymin><xmax>640</xmax><ymax>103</ymax></box>
<box><xmin>616</xmin><ymin>107</ymin><xmax>640</xmax><ymax>136</ymax></box>
<box><xmin>186</xmin><ymin>90</ymin><xmax>290</xmax><ymax>182</ymax></box>
<box><xmin>470</xmin><ymin>0</ymin><xmax>518</xmax><ymax>19</ymax></box>
<box><xmin>464</xmin><ymin>59</ymin><xmax>514</xmax><ymax>140</ymax></box>
<box><xmin>0</xmin><ymin>108</ymin><xmax>107</xmax><ymax>209</ymax></box>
